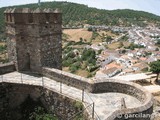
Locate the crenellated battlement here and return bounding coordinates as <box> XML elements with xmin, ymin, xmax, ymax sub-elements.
<box><xmin>5</xmin><ymin>8</ymin><xmax>62</xmax><ymax>72</ymax></box>
<box><xmin>4</xmin><ymin>8</ymin><xmax>62</xmax><ymax>24</ymax></box>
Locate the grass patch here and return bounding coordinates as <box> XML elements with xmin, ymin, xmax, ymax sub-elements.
<box><xmin>107</xmin><ymin>42</ymin><xmax>123</xmax><ymax>50</ymax></box>
<box><xmin>75</xmin><ymin>69</ymin><xmax>90</xmax><ymax>78</ymax></box>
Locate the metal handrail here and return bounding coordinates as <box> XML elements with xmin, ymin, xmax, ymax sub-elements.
<box><xmin>83</xmin><ymin>91</ymin><xmax>101</xmax><ymax>120</ymax></box>
<box><xmin>41</xmin><ymin>77</ymin><xmax>99</xmax><ymax>119</ymax></box>
<box><xmin>84</xmin><ymin>90</ymin><xmax>94</xmax><ymax>103</ymax></box>
<box><xmin>0</xmin><ymin>73</ymin><xmax>101</xmax><ymax>120</ymax></box>
<box><xmin>68</xmin><ymin>103</ymin><xmax>93</xmax><ymax>120</ymax></box>
<box><xmin>1</xmin><ymin>75</ymin><xmax>3</xmax><ymax>82</ymax></box>
<box><xmin>94</xmin><ymin>110</ymin><xmax>101</xmax><ymax>120</ymax></box>
<box><xmin>42</xmin><ymin>77</ymin><xmax>83</xmax><ymax>104</ymax></box>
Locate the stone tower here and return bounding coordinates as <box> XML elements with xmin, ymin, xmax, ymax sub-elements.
<box><xmin>4</xmin><ymin>8</ymin><xmax>62</xmax><ymax>73</ymax></box>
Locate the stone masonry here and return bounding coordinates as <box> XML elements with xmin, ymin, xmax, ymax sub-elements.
<box><xmin>0</xmin><ymin>83</ymin><xmax>84</xmax><ymax>120</ymax></box>
<box><xmin>4</xmin><ymin>8</ymin><xmax>62</xmax><ymax>73</ymax></box>
<box><xmin>2</xmin><ymin>7</ymin><xmax>154</xmax><ymax>120</ymax></box>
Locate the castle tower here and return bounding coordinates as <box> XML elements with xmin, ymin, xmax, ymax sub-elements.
<box><xmin>4</xmin><ymin>8</ymin><xmax>62</xmax><ymax>73</ymax></box>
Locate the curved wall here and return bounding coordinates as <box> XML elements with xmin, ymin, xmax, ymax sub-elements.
<box><xmin>92</xmin><ymin>79</ymin><xmax>153</xmax><ymax>120</ymax></box>
<box><xmin>0</xmin><ymin>65</ymin><xmax>154</xmax><ymax>120</ymax></box>
<box><xmin>43</xmin><ymin>67</ymin><xmax>153</xmax><ymax>120</ymax></box>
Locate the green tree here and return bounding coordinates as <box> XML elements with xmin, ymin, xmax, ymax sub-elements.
<box><xmin>87</xmin><ymin>27</ymin><xmax>92</xmax><ymax>31</ymax></box>
<box><xmin>120</xmin><ymin>35</ymin><xmax>129</xmax><ymax>41</ymax></box>
<box><xmin>69</xmin><ymin>64</ymin><xmax>78</xmax><ymax>73</ymax></box>
<box><xmin>150</xmin><ymin>60</ymin><xmax>160</xmax><ymax>82</ymax></box>
<box><xmin>105</xmin><ymin>36</ymin><xmax>113</xmax><ymax>43</ymax></box>
<box><xmin>156</xmin><ymin>39</ymin><xmax>160</xmax><ymax>46</ymax></box>
<box><xmin>1</xmin><ymin>1</ymin><xmax>160</xmax><ymax>33</ymax></box>
<box><xmin>155</xmin><ymin>48</ymin><xmax>159</xmax><ymax>51</ymax></box>
<box><xmin>121</xmin><ymin>49</ymin><xmax>126</xmax><ymax>54</ymax></box>
<box><xmin>82</xmin><ymin>48</ymin><xmax>96</xmax><ymax>61</ymax></box>
<box><xmin>0</xmin><ymin>45</ymin><xmax>6</xmax><ymax>53</ymax></box>
<box><xmin>79</xmin><ymin>37</ymin><xmax>83</xmax><ymax>42</ymax></box>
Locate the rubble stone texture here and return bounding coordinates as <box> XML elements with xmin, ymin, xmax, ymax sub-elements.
<box><xmin>4</xmin><ymin>8</ymin><xmax>62</xmax><ymax>73</ymax></box>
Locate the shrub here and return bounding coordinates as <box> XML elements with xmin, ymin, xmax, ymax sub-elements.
<box><xmin>69</xmin><ymin>64</ymin><xmax>78</xmax><ymax>73</ymax></box>
<box><xmin>87</xmin><ymin>27</ymin><xmax>93</xmax><ymax>31</ymax></box>
<box><xmin>0</xmin><ymin>45</ymin><xmax>6</xmax><ymax>53</ymax></box>
<box><xmin>74</xmin><ymin>101</ymin><xmax>83</xmax><ymax>111</ymax></box>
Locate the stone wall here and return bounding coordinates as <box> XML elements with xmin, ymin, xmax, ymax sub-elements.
<box><xmin>92</xmin><ymin>80</ymin><xmax>146</xmax><ymax>102</ymax></box>
<box><xmin>42</xmin><ymin>67</ymin><xmax>93</xmax><ymax>92</ymax></box>
<box><xmin>42</xmin><ymin>67</ymin><xmax>153</xmax><ymax>120</ymax></box>
<box><xmin>92</xmin><ymin>79</ymin><xmax>153</xmax><ymax>120</ymax></box>
<box><xmin>0</xmin><ymin>83</ymin><xmax>10</xmax><ymax>120</ymax></box>
<box><xmin>0</xmin><ymin>83</ymin><xmax>86</xmax><ymax>120</ymax></box>
<box><xmin>0</xmin><ymin>66</ymin><xmax>154</xmax><ymax>120</ymax></box>
<box><xmin>0</xmin><ymin>83</ymin><xmax>43</xmax><ymax>120</ymax></box>
<box><xmin>0</xmin><ymin>63</ymin><xmax>15</xmax><ymax>75</ymax></box>
<box><xmin>5</xmin><ymin>8</ymin><xmax>62</xmax><ymax>73</ymax></box>
<box><xmin>41</xmin><ymin>88</ymin><xmax>84</xmax><ymax>120</ymax></box>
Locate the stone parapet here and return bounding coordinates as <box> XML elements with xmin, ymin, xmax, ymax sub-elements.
<box><xmin>42</xmin><ymin>67</ymin><xmax>93</xmax><ymax>92</ymax></box>
<box><xmin>42</xmin><ymin>67</ymin><xmax>153</xmax><ymax>120</ymax></box>
<box><xmin>4</xmin><ymin>8</ymin><xmax>62</xmax><ymax>24</ymax></box>
<box><xmin>0</xmin><ymin>63</ymin><xmax>15</xmax><ymax>75</ymax></box>
<box><xmin>92</xmin><ymin>79</ymin><xmax>153</xmax><ymax>120</ymax></box>
<box><xmin>0</xmin><ymin>83</ymin><xmax>85</xmax><ymax>120</ymax></box>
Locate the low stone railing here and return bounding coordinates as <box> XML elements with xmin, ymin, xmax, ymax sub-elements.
<box><xmin>42</xmin><ymin>67</ymin><xmax>153</xmax><ymax>120</ymax></box>
<box><xmin>0</xmin><ymin>66</ymin><xmax>154</xmax><ymax>120</ymax></box>
<box><xmin>92</xmin><ymin>79</ymin><xmax>153</xmax><ymax>120</ymax></box>
<box><xmin>42</xmin><ymin>67</ymin><xmax>93</xmax><ymax>92</ymax></box>
<box><xmin>0</xmin><ymin>62</ymin><xmax>15</xmax><ymax>75</ymax></box>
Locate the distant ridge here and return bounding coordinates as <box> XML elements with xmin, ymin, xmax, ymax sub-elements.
<box><xmin>0</xmin><ymin>1</ymin><xmax>160</xmax><ymax>32</ymax></box>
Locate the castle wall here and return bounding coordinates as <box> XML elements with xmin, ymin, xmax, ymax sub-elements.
<box><xmin>42</xmin><ymin>67</ymin><xmax>153</xmax><ymax>120</ymax></box>
<box><xmin>0</xmin><ymin>66</ymin><xmax>154</xmax><ymax>120</ymax></box>
<box><xmin>3</xmin><ymin>8</ymin><xmax>154</xmax><ymax>120</ymax></box>
<box><xmin>0</xmin><ymin>63</ymin><xmax>15</xmax><ymax>75</ymax></box>
<box><xmin>40</xmin><ymin>34</ymin><xmax>62</xmax><ymax>70</ymax></box>
<box><xmin>0</xmin><ymin>83</ymin><xmax>86</xmax><ymax>120</ymax></box>
<box><xmin>6</xmin><ymin>27</ymin><xmax>17</xmax><ymax>63</ymax></box>
<box><xmin>42</xmin><ymin>67</ymin><xmax>93</xmax><ymax>92</ymax></box>
<box><xmin>92</xmin><ymin>80</ymin><xmax>153</xmax><ymax>120</ymax></box>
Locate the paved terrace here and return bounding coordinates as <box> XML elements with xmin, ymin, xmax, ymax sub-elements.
<box><xmin>0</xmin><ymin>72</ymin><xmax>142</xmax><ymax>120</ymax></box>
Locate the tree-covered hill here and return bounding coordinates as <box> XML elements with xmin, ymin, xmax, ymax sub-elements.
<box><xmin>0</xmin><ymin>1</ymin><xmax>160</xmax><ymax>32</ymax></box>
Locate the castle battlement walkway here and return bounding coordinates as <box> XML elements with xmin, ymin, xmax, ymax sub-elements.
<box><xmin>0</xmin><ymin>71</ymin><xmax>142</xmax><ymax>120</ymax></box>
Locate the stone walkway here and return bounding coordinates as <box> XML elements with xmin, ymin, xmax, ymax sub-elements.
<box><xmin>144</xmin><ymin>85</ymin><xmax>160</xmax><ymax>94</ymax></box>
<box><xmin>0</xmin><ymin>72</ymin><xmax>142</xmax><ymax>120</ymax></box>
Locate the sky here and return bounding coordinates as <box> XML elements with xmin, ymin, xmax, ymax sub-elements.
<box><xmin>0</xmin><ymin>0</ymin><xmax>160</xmax><ymax>16</ymax></box>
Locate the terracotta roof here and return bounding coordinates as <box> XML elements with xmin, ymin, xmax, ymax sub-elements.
<box><xmin>131</xmin><ymin>59</ymin><xmax>138</xmax><ymax>64</ymax></box>
<box><xmin>133</xmin><ymin>62</ymin><xmax>148</xmax><ymax>70</ymax></box>
<box><xmin>121</xmin><ymin>55</ymin><xmax>130</xmax><ymax>59</ymax></box>
<box><xmin>106</xmin><ymin>62</ymin><xmax>122</xmax><ymax>69</ymax></box>
<box><xmin>102</xmin><ymin>67</ymin><xmax>119</xmax><ymax>75</ymax></box>
<box><xmin>123</xmin><ymin>68</ymin><xmax>134</xmax><ymax>73</ymax></box>
<box><xmin>139</xmin><ymin>57</ymin><xmax>147</xmax><ymax>61</ymax></box>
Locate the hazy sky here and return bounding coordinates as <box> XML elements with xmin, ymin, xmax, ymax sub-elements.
<box><xmin>0</xmin><ymin>0</ymin><xmax>160</xmax><ymax>16</ymax></box>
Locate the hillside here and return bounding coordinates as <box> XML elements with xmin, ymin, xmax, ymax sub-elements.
<box><xmin>0</xmin><ymin>1</ymin><xmax>160</xmax><ymax>33</ymax></box>
<box><xmin>63</xmin><ymin>28</ymin><xmax>119</xmax><ymax>43</ymax></box>
<box><xmin>63</xmin><ymin>29</ymin><xmax>92</xmax><ymax>42</ymax></box>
